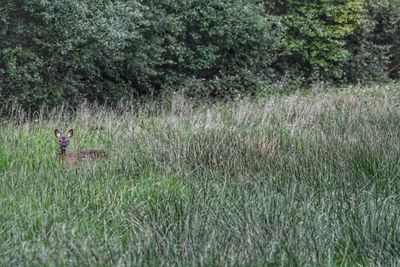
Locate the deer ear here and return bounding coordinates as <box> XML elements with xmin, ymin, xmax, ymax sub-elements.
<box><xmin>55</xmin><ymin>129</ymin><xmax>62</xmax><ymax>138</ymax></box>
<box><xmin>67</xmin><ymin>129</ymin><xmax>73</xmax><ymax>138</ymax></box>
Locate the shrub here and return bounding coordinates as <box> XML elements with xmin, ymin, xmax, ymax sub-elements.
<box><xmin>147</xmin><ymin>0</ymin><xmax>284</xmax><ymax>98</ymax></box>
<box><xmin>0</xmin><ymin>0</ymin><xmax>151</xmax><ymax>108</ymax></box>
<box><xmin>344</xmin><ymin>0</ymin><xmax>400</xmax><ymax>82</ymax></box>
<box><xmin>266</xmin><ymin>0</ymin><xmax>364</xmax><ymax>83</ymax></box>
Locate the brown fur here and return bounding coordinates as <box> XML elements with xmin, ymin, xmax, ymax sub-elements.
<box><xmin>55</xmin><ymin>129</ymin><xmax>106</xmax><ymax>166</ymax></box>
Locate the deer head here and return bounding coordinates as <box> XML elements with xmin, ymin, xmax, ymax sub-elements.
<box><xmin>55</xmin><ymin>129</ymin><xmax>73</xmax><ymax>152</ymax></box>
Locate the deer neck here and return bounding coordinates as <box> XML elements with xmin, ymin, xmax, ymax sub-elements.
<box><xmin>59</xmin><ymin>148</ymin><xmax>67</xmax><ymax>157</ymax></box>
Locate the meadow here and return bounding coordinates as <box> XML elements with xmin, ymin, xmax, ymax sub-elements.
<box><xmin>1</xmin><ymin>84</ymin><xmax>400</xmax><ymax>266</ymax></box>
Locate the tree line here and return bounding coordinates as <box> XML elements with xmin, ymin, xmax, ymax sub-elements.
<box><xmin>1</xmin><ymin>0</ymin><xmax>399</xmax><ymax>110</ymax></box>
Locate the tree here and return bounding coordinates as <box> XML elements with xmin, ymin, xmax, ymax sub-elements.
<box><xmin>266</xmin><ymin>0</ymin><xmax>364</xmax><ymax>83</ymax></box>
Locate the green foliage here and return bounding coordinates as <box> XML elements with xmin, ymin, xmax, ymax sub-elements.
<box><xmin>344</xmin><ymin>0</ymin><xmax>400</xmax><ymax>81</ymax></box>
<box><xmin>267</xmin><ymin>0</ymin><xmax>364</xmax><ymax>82</ymax></box>
<box><xmin>0</xmin><ymin>0</ymin><xmax>151</xmax><ymax>108</ymax></box>
<box><xmin>0</xmin><ymin>0</ymin><xmax>284</xmax><ymax>107</ymax></box>
<box><xmin>1</xmin><ymin>0</ymin><xmax>400</xmax><ymax>110</ymax></box>
<box><xmin>145</xmin><ymin>0</ymin><xmax>283</xmax><ymax>97</ymax></box>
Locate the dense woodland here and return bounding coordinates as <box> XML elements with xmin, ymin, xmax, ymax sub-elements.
<box><xmin>1</xmin><ymin>0</ymin><xmax>400</xmax><ymax>110</ymax></box>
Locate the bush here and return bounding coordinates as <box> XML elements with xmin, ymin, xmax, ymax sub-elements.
<box><xmin>0</xmin><ymin>0</ymin><xmax>284</xmax><ymax>108</ymax></box>
<box><xmin>266</xmin><ymin>0</ymin><xmax>364</xmax><ymax>83</ymax></box>
<box><xmin>0</xmin><ymin>0</ymin><xmax>151</xmax><ymax>109</ymax></box>
<box><xmin>147</xmin><ymin>0</ymin><xmax>284</xmax><ymax>97</ymax></box>
<box><xmin>344</xmin><ymin>0</ymin><xmax>400</xmax><ymax>82</ymax></box>
<box><xmin>1</xmin><ymin>0</ymin><xmax>400</xmax><ymax>111</ymax></box>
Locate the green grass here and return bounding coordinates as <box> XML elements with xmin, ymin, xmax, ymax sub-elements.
<box><xmin>1</xmin><ymin>84</ymin><xmax>400</xmax><ymax>266</ymax></box>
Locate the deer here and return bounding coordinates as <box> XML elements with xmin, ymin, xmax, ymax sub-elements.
<box><xmin>55</xmin><ymin>129</ymin><xmax>106</xmax><ymax>166</ymax></box>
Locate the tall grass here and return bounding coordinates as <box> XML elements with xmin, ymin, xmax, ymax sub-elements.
<box><xmin>1</xmin><ymin>84</ymin><xmax>400</xmax><ymax>266</ymax></box>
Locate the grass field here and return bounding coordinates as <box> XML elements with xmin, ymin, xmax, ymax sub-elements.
<box><xmin>1</xmin><ymin>84</ymin><xmax>400</xmax><ymax>266</ymax></box>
